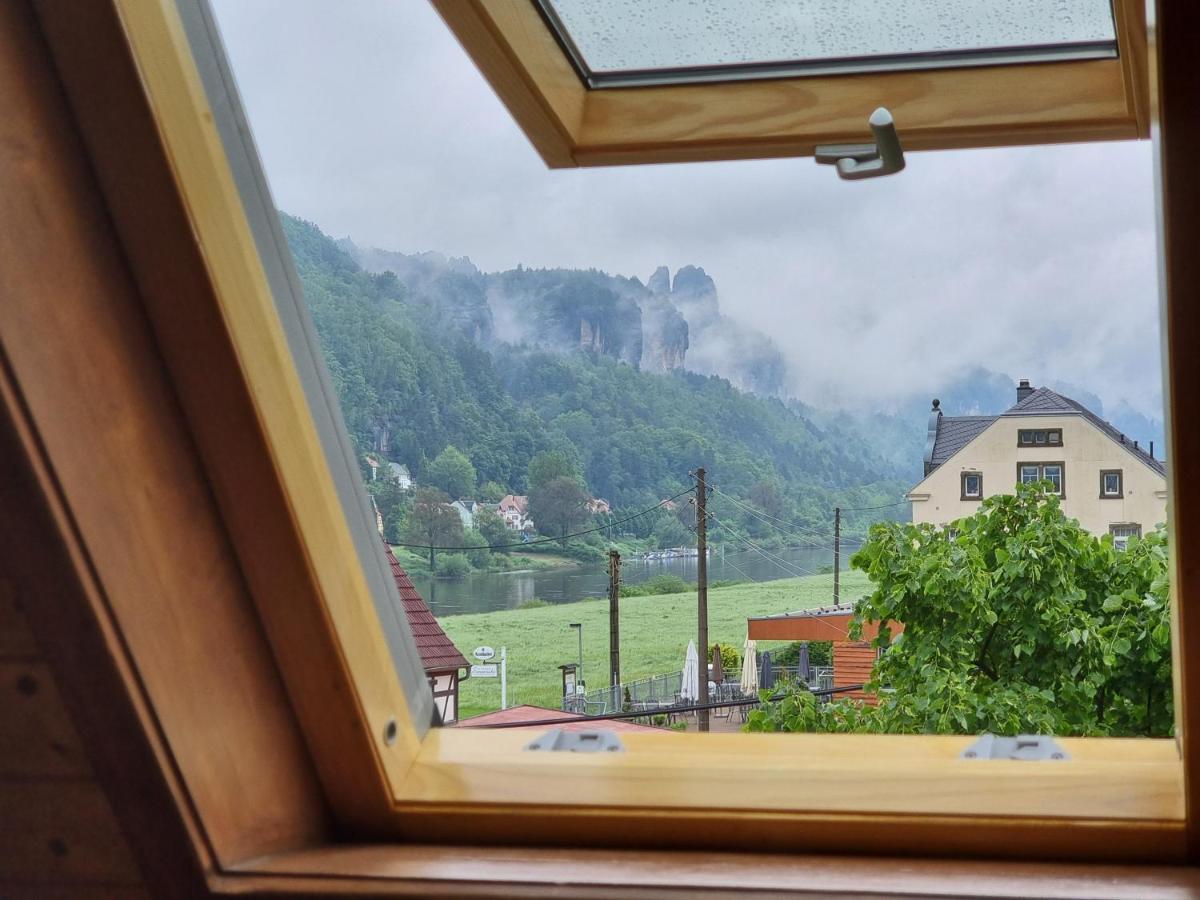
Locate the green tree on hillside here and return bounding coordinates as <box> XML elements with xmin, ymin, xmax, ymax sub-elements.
<box><xmin>401</xmin><ymin>488</ymin><xmax>464</xmax><ymax>566</ymax></box>
<box><xmin>527</xmin><ymin>450</ymin><xmax>581</xmax><ymax>492</ymax></box>
<box><xmin>529</xmin><ymin>476</ymin><xmax>590</xmax><ymax>542</ymax></box>
<box><xmin>748</xmin><ymin>483</ymin><xmax>1171</xmax><ymax>737</ymax></box>
<box><xmin>478</xmin><ymin>481</ymin><xmax>507</xmax><ymax>503</ymax></box>
<box><xmin>424</xmin><ymin>446</ymin><xmax>476</xmax><ymax>499</ymax></box>
<box><xmin>474</xmin><ymin>507</ymin><xmax>511</xmax><ymax>553</ymax></box>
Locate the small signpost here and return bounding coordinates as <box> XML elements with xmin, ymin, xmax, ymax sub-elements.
<box><xmin>471</xmin><ymin>645</ymin><xmax>507</xmax><ymax>709</ymax></box>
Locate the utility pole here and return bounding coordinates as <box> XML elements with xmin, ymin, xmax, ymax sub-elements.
<box><xmin>833</xmin><ymin>506</ymin><xmax>841</xmax><ymax>605</ymax></box>
<box><xmin>608</xmin><ymin>549</ymin><xmax>621</xmax><ymax>711</ymax></box>
<box><xmin>696</xmin><ymin>468</ymin><xmax>709</xmax><ymax>732</ymax></box>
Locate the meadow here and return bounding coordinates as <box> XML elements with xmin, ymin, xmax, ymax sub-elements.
<box><xmin>441</xmin><ymin>571</ymin><xmax>872</xmax><ymax>718</ymax></box>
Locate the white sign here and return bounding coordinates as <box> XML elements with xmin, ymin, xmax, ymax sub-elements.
<box><xmin>472</xmin><ymin>645</ymin><xmax>496</xmax><ymax>661</ymax></box>
<box><xmin>470</xmin><ymin>664</ymin><xmax>498</xmax><ymax>678</ymax></box>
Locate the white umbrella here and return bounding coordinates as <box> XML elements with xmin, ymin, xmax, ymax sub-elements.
<box><xmin>740</xmin><ymin>637</ymin><xmax>759</xmax><ymax>696</ymax></box>
<box><xmin>681</xmin><ymin>639</ymin><xmax>700</xmax><ymax>702</ymax></box>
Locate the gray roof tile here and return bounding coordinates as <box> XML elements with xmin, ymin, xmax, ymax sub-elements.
<box><xmin>925</xmin><ymin>386</ymin><xmax>1165</xmax><ymax>478</ymax></box>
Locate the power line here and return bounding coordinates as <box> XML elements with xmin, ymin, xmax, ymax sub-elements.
<box><xmin>838</xmin><ymin>499</ymin><xmax>910</xmax><ymax>513</ymax></box>
<box><xmin>391</xmin><ymin>487</ymin><xmax>692</xmax><ymax>552</ymax></box>
<box><xmin>709</xmin><ymin>485</ymin><xmax>840</xmax><ymax>544</ymax></box>
<box><xmin>710</xmin><ymin>514</ymin><xmax>825</xmax><ymax>580</ymax></box>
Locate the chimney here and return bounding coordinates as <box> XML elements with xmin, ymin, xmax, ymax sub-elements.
<box><xmin>1016</xmin><ymin>379</ymin><xmax>1034</xmax><ymax>403</ymax></box>
<box><xmin>1134</xmin><ymin>440</ymin><xmax>1139</xmax><ymax>450</ymax></box>
<box><xmin>1150</xmin><ymin>441</ymin><xmax>1155</xmax><ymax>459</ymax></box>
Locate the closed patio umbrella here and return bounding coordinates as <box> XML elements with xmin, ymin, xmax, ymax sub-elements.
<box><xmin>760</xmin><ymin>650</ymin><xmax>775</xmax><ymax>692</ymax></box>
<box><xmin>740</xmin><ymin>638</ymin><xmax>758</xmax><ymax>696</ymax></box>
<box><xmin>681</xmin><ymin>640</ymin><xmax>700</xmax><ymax>702</ymax></box>
<box><xmin>711</xmin><ymin>645</ymin><xmax>724</xmax><ymax>684</ymax></box>
<box><xmin>798</xmin><ymin>642</ymin><xmax>811</xmax><ymax>684</ymax></box>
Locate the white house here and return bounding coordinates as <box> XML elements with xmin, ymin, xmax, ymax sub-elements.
<box><xmin>498</xmin><ymin>494</ymin><xmax>533</xmax><ymax>532</ymax></box>
<box><xmin>388</xmin><ymin>462</ymin><xmax>414</xmax><ymax>489</ymax></box>
<box><xmin>907</xmin><ymin>380</ymin><xmax>1167</xmax><ymax>547</ymax></box>
<box><xmin>450</xmin><ymin>499</ymin><xmax>480</xmax><ymax>530</ymax></box>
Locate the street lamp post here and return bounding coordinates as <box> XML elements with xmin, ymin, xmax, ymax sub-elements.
<box><xmin>569</xmin><ymin>622</ymin><xmax>583</xmax><ymax>693</ymax></box>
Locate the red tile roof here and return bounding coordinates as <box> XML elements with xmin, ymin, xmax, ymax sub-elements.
<box><xmin>383</xmin><ymin>540</ymin><xmax>469</xmax><ymax>674</ymax></box>
<box><xmin>454</xmin><ymin>704</ymin><xmax>668</xmax><ymax>733</ymax></box>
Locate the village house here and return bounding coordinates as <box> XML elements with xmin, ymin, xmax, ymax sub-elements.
<box><xmin>382</xmin><ymin>538</ymin><xmax>469</xmax><ymax>723</ymax></box>
<box><xmin>450</xmin><ymin>498</ymin><xmax>480</xmax><ymax>529</ymax></box>
<box><xmin>907</xmin><ymin>380</ymin><xmax>1167</xmax><ymax>546</ymax></box>
<box><xmin>364</xmin><ymin>454</ymin><xmax>381</xmax><ymax>480</ymax></box>
<box><xmin>498</xmin><ymin>494</ymin><xmax>534</xmax><ymax>532</ymax></box>
<box><xmin>388</xmin><ymin>461</ymin><xmax>414</xmax><ymax>489</ymax></box>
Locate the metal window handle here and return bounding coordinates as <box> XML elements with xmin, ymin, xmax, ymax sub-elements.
<box><xmin>815</xmin><ymin>107</ymin><xmax>906</xmax><ymax>181</ymax></box>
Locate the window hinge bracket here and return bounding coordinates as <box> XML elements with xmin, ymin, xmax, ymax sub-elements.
<box><xmin>524</xmin><ymin>729</ymin><xmax>624</xmax><ymax>753</ymax></box>
<box><xmin>815</xmin><ymin>107</ymin><xmax>906</xmax><ymax>180</ymax></box>
<box><xmin>960</xmin><ymin>733</ymin><xmax>1070</xmax><ymax>761</ymax></box>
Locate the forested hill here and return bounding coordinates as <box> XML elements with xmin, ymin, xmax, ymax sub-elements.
<box><xmin>283</xmin><ymin>214</ymin><xmax>909</xmax><ymax>536</ymax></box>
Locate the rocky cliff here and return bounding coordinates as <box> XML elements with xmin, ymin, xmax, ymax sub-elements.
<box><xmin>344</xmin><ymin>240</ymin><xmax>786</xmax><ymax>395</ymax></box>
<box><xmin>650</xmin><ymin>264</ymin><xmax>787</xmax><ymax>397</ymax></box>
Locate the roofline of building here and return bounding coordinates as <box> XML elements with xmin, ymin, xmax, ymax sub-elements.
<box><xmin>909</xmin><ymin>407</ymin><xmax>1165</xmax><ymax>493</ymax></box>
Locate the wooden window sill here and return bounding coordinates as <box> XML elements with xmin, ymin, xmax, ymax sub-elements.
<box><xmin>224</xmin><ymin>844</ymin><xmax>1200</xmax><ymax>899</ymax></box>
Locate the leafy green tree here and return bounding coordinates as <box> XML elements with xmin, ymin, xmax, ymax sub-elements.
<box><xmin>529</xmin><ymin>476</ymin><xmax>590</xmax><ymax>542</ymax></box>
<box><xmin>747</xmin><ymin>483</ymin><xmax>1171</xmax><ymax>737</ymax></box>
<box><xmin>478</xmin><ymin>481</ymin><xmax>507</xmax><ymax>503</ymax></box>
<box><xmin>423</xmin><ymin>446</ymin><xmax>476</xmax><ymax>499</ymax></box>
<box><xmin>457</xmin><ymin>527</ymin><xmax>491</xmax><ymax>569</ymax></box>
<box><xmin>526</xmin><ymin>450</ymin><xmax>581</xmax><ymax>492</ymax></box>
<box><xmin>368</xmin><ymin>476</ymin><xmax>409</xmax><ymax>543</ymax></box>
<box><xmin>474</xmin><ymin>507</ymin><xmax>511</xmax><ymax>553</ymax></box>
<box><xmin>401</xmin><ymin>488</ymin><xmax>464</xmax><ymax>566</ymax></box>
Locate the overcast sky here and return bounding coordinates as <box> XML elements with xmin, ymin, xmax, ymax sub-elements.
<box><xmin>211</xmin><ymin>0</ymin><xmax>1163</xmax><ymax>419</ymax></box>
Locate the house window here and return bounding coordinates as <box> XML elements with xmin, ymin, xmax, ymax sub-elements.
<box><xmin>1043</xmin><ymin>464</ymin><xmax>1063</xmax><ymax>495</ymax></box>
<box><xmin>1018</xmin><ymin>428</ymin><xmax>1063</xmax><ymax>446</ymax></box>
<box><xmin>1017</xmin><ymin>462</ymin><xmax>1065</xmax><ymax>496</ymax></box>
<box><xmin>960</xmin><ymin>472</ymin><xmax>983</xmax><ymax>501</ymax></box>
<box><xmin>1110</xmin><ymin>523</ymin><xmax>1142</xmax><ymax>551</ymax></box>
<box><xmin>1101</xmin><ymin>469</ymin><xmax>1124</xmax><ymax>498</ymax></box>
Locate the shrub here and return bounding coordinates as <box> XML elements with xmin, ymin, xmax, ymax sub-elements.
<box><xmin>620</xmin><ymin>574</ymin><xmax>691</xmax><ymax>597</ymax></box>
<box><xmin>435</xmin><ymin>553</ymin><xmax>471</xmax><ymax>578</ymax></box>
<box><xmin>516</xmin><ymin>598</ymin><xmax>550</xmax><ymax>610</ymax></box>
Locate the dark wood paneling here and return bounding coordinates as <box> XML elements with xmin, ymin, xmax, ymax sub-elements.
<box><xmin>0</xmin><ymin>780</ymin><xmax>142</xmax><ymax>885</ymax></box>
<box><xmin>0</xmin><ymin>579</ymin><xmax>37</xmax><ymax>659</ymax></box>
<box><xmin>0</xmin><ymin>0</ymin><xmax>329</xmax><ymax>871</ymax></box>
<box><xmin>0</xmin><ymin>660</ymin><xmax>91</xmax><ymax>778</ymax></box>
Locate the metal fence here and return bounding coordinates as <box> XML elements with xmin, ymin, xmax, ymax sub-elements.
<box><xmin>564</xmin><ymin>662</ymin><xmax>838</xmax><ymax>715</ymax></box>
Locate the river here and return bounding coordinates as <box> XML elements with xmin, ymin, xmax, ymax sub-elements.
<box><xmin>411</xmin><ymin>544</ymin><xmax>860</xmax><ymax>616</ymax></box>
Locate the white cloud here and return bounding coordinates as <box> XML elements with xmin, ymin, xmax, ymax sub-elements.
<box><xmin>211</xmin><ymin>0</ymin><xmax>1163</xmax><ymax>418</ymax></box>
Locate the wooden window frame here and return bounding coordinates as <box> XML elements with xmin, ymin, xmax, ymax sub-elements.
<box><xmin>1018</xmin><ymin>462</ymin><xmax>1067</xmax><ymax>498</ymax></box>
<box><xmin>960</xmin><ymin>471</ymin><xmax>983</xmax><ymax>501</ymax></box>
<box><xmin>5</xmin><ymin>0</ymin><xmax>1200</xmax><ymax>896</ymax></box>
<box><xmin>1103</xmin><ymin>469</ymin><xmax>1126</xmax><ymax>499</ymax></box>
<box><xmin>428</xmin><ymin>0</ymin><xmax>1149</xmax><ymax>168</ymax></box>
<box><xmin>1019</xmin><ymin>428</ymin><xmax>1063</xmax><ymax>447</ymax></box>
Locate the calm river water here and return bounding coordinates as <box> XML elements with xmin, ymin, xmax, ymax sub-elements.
<box><xmin>411</xmin><ymin>545</ymin><xmax>858</xmax><ymax>616</ymax></box>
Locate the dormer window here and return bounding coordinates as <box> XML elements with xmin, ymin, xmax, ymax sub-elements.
<box><xmin>1019</xmin><ymin>428</ymin><xmax>1062</xmax><ymax>446</ymax></box>
<box><xmin>960</xmin><ymin>472</ymin><xmax>983</xmax><ymax>501</ymax></box>
<box><xmin>1101</xmin><ymin>469</ymin><xmax>1124</xmax><ymax>498</ymax></box>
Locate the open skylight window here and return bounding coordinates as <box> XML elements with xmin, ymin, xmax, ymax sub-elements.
<box><xmin>537</xmin><ymin>0</ymin><xmax>1119</xmax><ymax>88</ymax></box>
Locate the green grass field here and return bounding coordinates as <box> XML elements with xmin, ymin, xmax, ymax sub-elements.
<box><xmin>442</xmin><ymin>571</ymin><xmax>872</xmax><ymax>719</ymax></box>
